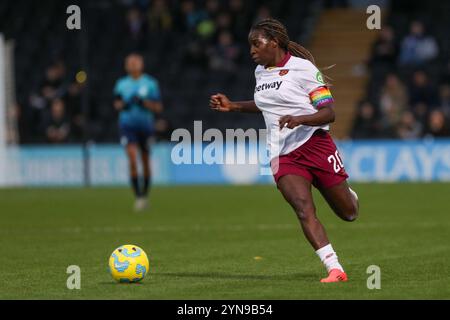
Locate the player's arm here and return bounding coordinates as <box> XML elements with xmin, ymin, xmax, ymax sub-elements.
<box><xmin>113</xmin><ymin>80</ymin><xmax>126</xmax><ymax>111</ymax></box>
<box><xmin>279</xmin><ymin>104</ymin><xmax>335</xmax><ymax>129</ymax></box>
<box><xmin>142</xmin><ymin>100</ymin><xmax>163</xmax><ymax>113</ymax></box>
<box><xmin>279</xmin><ymin>86</ymin><xmax>335</xmax><ymax>129</ymax></box>
<box><xmin>210</xmin><ymin>93</ymin><xmax>261</xmax><ymax>113</ymax></box>
<box><xmin>140</xmin><ymin>80</ymin><xmax>163</xmax><ymax>113</ymax></box>
<box><xmin>113</xmin><ymin>95</ymin><xmax>126</xmax><ymax>111</ymax></box>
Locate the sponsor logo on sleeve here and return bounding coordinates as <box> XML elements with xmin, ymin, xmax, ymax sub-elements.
<box><xmin>316</xmin><ymin>71</ymin><xmax>324</xmax><ymax>84</ymax></box>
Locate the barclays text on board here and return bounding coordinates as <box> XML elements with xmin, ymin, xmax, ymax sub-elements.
<box><xmin>0</xmin><ymin>140</ymin><xmax>449</xmax><ymax>186</ymax></box>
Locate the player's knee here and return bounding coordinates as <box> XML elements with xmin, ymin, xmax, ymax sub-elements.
<box><xmin>342</xmin><ymin>204</ymin><xmax>358</xmax><ymax>222</ymax></box>
<box><xmin>297</xmin><ymin>209</ymin><xmax>315</xmax><ymax>222</ymax></box>
<box><xmin>291</xmin><ymin>197</ymin><xmax>316</xmax><ymax>221</ymax></box>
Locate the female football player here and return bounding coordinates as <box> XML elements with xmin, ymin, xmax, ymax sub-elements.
<box><xmin>113</xmin><ymin>53</ymin><xmax>163</xmax><ymax>211</ymax></box>
<box><xmin>210</xmin><ymin>18</ymin><xmax>359</xmax><ymax>283</ymax></box>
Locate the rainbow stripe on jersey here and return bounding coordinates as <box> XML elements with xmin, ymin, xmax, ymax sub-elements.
<box><xmin>309</xmin><ymin>86</ymin><xmax>334</xmax><ymax>108</ymax></box>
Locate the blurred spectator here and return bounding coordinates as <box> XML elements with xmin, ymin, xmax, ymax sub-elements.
<box><xmin>64</xmin><ymin>82</ymin><xmax>84</xmax><ymax>142</ymax></box>
<box><xmin>378</xmin><ymin>74</ymin><xmax>408</xmax><ymax>134</ymax></box>
<box><xmin>44</xmin><ymin>99</ymin><xmax>71</xmax><ymax>144</ymax></box>
<box><xmin>205</xmin><ymin>0</ymin><xmax>221</xmax><ymax>20</ymax></box>
<box><xmin>396</xmin><ymin>111</ymin><xmax>422</xmax><ymax>139</ymax></box>
<box><xmin>28</xmin><ymin>62</ymin><xmax>67</xmax><ymax>139</ymax></box>
<box><xmin>409</xmin><ymin>70</ymin><xmax>437</xmax><ymax>106</ymax></box>
<box><xmin>411</xmin><ymin>102</ymin><xmax>429</xmax><ymax>125</ymax></box>
<box><xmin>350</xmin><ymin>101</ymin><xmax>380</xmax><ymax>139</ymax></box>
<box><xmin>176</xmin><ymin>0</ymin><xmax>207</xmax><ymax>32</ymax></box>
<box><xmin>369</xmin><ymin>26</ymin><xmax>398</xmax><ymax>70</ymax></box>
<box><xmin>196</xmin><ymin>0</ymin><xmax>219</xmax><ymax>39</ymax></box>
<box><xmin>126</xmin><ymin>7</ymin><xmax>147</xmax><ymax>42</ymax></box>
<box><xmin>253</xmin><ymin>5</ymin><xmax>272</xmax><ymax>24</ymax></box>
<box><xmin>184</xmin><ymin>40</ymin><xmax>208</xmax><ymax>68</ymax></box>
<box><xmin>441</xmin><ymin>61</ymin><xmax>450</xmax><ymax>84</ymax></box>
<box><xmin>424</xmin><ymin>110</ymin><xmax>450</xmax><ymax>138</ymax></box>
<box><xmin>229</xmin><ymin>0</ymin><xmax>249</xmax><ymax>40</ymax></box>
<box><xmin>398</xmin><ymin>21</ymin><xmax>439</xmax><ymax>66</ymax></box>
<box><xmin>147</xmin><ymin>0</ymin><xmax>173</xmax><ymax>33</ymax></box>
<box><xmin>437</xmin><ymin>84</ymin><xmax>450</xmax><ymax>117</ymax></box>
<box><xmin>215</xmin><ymin>11</ymin><xmax>233</xmax><ymax>34</ymax></box>
<box><xmin>209</xmin><ymin>31</ymin><xmax>241</xmax><ymax>72</ymax></box>
<box><xmin>33</xmin><ymin>62</ymin><xmax>66</xmax><ymax>107</ymax></box>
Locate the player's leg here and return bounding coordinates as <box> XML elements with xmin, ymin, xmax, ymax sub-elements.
<box><xmin>277</xmin><ymin>174</ymin><xmax>347</xmax><ymax>282</ymax></box>
<box><xmin>319</xmin><ymin>180</ymin><xmax>359</xmax><ymax>222</ymax></box>
<box><xmin>133</xmin><ymin>128</ymin><xmax>152</xmax><ymax>211</ymax></box>
<box><xmin>140</xmin><ymin>148</ymin><xmax>151</xmax><ymax>198</ymax></box>
<box><xmin>125</xmin><ymin>143</ymin><xmax>142</xmax><ymax>200</ymax></box>
<box><xmin>277</xmin><ymin>174</ymin><xmax>329</xmax><ymax>250</ymax></box>
<box><xmin>120</xmin><ymin>125</ymin><xmax>147</xmax><ymax>210</ymax></box>
<box><xmin>308</xmin><ymin>130</ymin><xmax>359</xmax><ymax>222</ymax></box>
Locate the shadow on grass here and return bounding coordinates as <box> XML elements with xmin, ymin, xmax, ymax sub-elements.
<box><xmin>98</xmin><ymin>281</ymin><xmax>146</xmax><ymax>286</ymax></box>
<box><xmin>154</xmin><ymin>272</ymin><xmax>317</xmax><ymax>281</ymax></box>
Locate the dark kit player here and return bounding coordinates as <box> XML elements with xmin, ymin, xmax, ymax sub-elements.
<box><xmin>210</xmin><ymin>19</ymin><xmax>359</xmax><ymax>283</ymax></box>
<box><xmin>114</xmin><ymin>53</ymin><xmax>163</xmax><ymax>211</ymax></box>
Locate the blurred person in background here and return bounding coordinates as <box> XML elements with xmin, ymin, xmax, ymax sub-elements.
<box><xmin>41</xmin><ymin>61</ymin><xmax>66</xmax><ymax>101</ymax></box>
<box><xmin>411</xmin><ymin>101</ymin><xmax>429</xmax><ymax>126</ymax></box>
<box><xmin>195</xmin><ymin>0</ymin><xmax>220</xmax><ymax>39</ymax></box>
<box><xmin>350</xmin><ymin>101</ymin><xmax>380</xmax><ymax>139</ymax></box>
<box><xmin>44</xmin><ymin>98</ymin><xmax>71</xmax><ymax>144</ymax></box>
<box><xmin>113</xmin><ymin>53</ymin><xmax>163</xmax><ymax>211</ymax></box>
<box><xmin>214</xmin><ymin>11</ymin><xmax>233</xmax><ymax>34</ymax></box>
<box><xmin>147</xmin><ymin>0</ymin><xmax>173</xmax><ymax>33</ymax></box>
<box><xmin>369</xmin><ymin>26</ymin><xmax>398</xmax><ymax>71</ymax></box>
<box><xmin>379</xmin><ymin>73</ymin><xmax>408</xmax><ymax>116</ymax></box>
<box><xmin>64</xmin><ymin>82</ymin><xmax>84</xmax><ymax>143</ymax></box>
<box><xmin>437</xmin><ymin>84</ymin><xmax>450</xmax><ymax>117</ymax></box>
<box><xmin>126</xmin><ymin>7</ymin><xmax>147</xmax><ymax>50</ymax></box>
<box><xmin>175</xmin><ymin>0</ymin><xmax>205</xmax><ymax>33</ymax></box>
<box><xmin>409</xmin><ymin>70</ymin><xmax>437</xmax><ymax>106</ymax></box>
<box><xmin>378</xmin><ymin>74</ymin><xmax>408</xmax><ymax>137</ymax></box>
<box><xmin>424</xmin><ymin>109</ymin><xmax>450</xmax><ymax>138</ymax></box>
<box><xmin>396</xmin><ymin>110</ymin><xmax>422</xmax><ymax>139</ymax></box>
<box><xmin>229</xmin><ymin>0</ymin><xmax>249</xmax><ymax>40</ymax></box>
<box><xmin>253</xmin><ymin>5</ymin><xmax>272</xmax><ymax>24</ymax></box>
<box><xmin>29</xmin><ymin>61</ymin><xmax>67</xmax><ymax>141</ymax></box>
<box><xmin>209</xmin><ymin>30</ymin><xmax>241</xmax><ymax>72</ymax></box>
<box><xmin>441</xmin><ymin>61</ymin><xmax>450</xmax><ymax>84</ymax></box>
<box><xmin>398</xmin><ymin>20</ymin><xmax>439</xmax><ymax>66</ymax></box>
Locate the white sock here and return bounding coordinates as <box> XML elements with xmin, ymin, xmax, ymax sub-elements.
<box><xmin>315</xmin><ymin>244</ymin><xmax>344</xmax><ymax>273</ymax></box>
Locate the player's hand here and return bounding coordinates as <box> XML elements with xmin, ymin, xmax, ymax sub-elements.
<box><xmin>210</xmin><ymin>93</ymin><xmax>235</xmax><ymax>112</ymax></box>
<box><xmin>114</xmin><ymin>99</ymin><xmax>126</xmax><ymax>111</ymax></box>
<box><xmin>279</xmin><ymin>115</ymin><xmax>304</xmax><ymax>130</ymax></box>
<box><xmin>131</xmin><ymin>95</ymin><xmax>144</xmax><ymax>107</ymax></box>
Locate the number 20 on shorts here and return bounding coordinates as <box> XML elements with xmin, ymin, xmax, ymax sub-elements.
<box><xmin>328</xmin><ymin>150</ymin><xmax>344</xmax><ymax>173</ymax></box>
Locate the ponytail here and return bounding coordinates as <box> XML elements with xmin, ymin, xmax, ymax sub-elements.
<box><xmin>288</xmin><ymin>40</ymin><xmax>334</xmax><ymax>85</ymax></box>
<box><xmin>287</xmin><ymin>40</ymin><xmax>316</xmax><ymax>65</ymax></box>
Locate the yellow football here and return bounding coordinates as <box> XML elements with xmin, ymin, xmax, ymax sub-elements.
<box><xmin>108</xmin><ymin>244</ymin><xmax>149</xmax><ymax>283</ymax></box>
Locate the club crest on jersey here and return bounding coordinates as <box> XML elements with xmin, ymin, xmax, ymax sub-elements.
<box><xmin>279</xmin><ymin>69</ymin><xmax>289</xmax><ymax>76</ymax></box>
<box><xmin>254</xmin><ymin>81</ymin><xmax>283</xmax><ymax>93</ymax></box>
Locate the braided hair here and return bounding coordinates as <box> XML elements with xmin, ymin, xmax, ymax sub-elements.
<box><xmin>251</xmin><ymin>18</ymin><xmax>316</xmax><ymax>65</ymax></box>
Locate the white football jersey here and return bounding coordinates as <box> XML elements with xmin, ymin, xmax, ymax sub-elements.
<box><xmin>254</xmin><ymin>55</ymin><xmax>330</xmax><ymax>160</ymax></box>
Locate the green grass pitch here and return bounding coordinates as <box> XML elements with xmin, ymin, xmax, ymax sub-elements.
<box><xmin>0</xmin><ymin>183</ymin><xmax>449</xmax><ymax>299</ymax></box>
